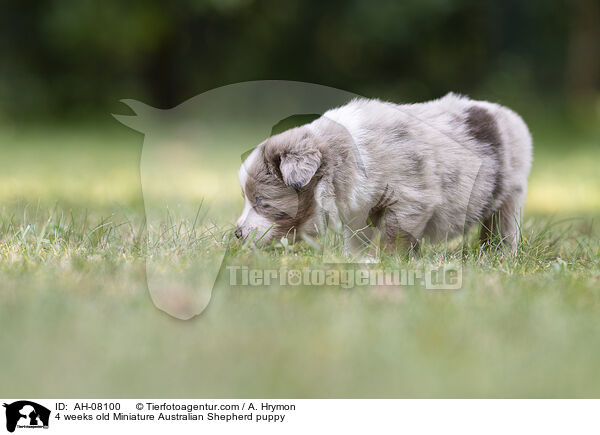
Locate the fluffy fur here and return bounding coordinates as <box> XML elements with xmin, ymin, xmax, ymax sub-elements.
<box><xmin>236</xmin><ymin>93</ymin><xmax>532</xmax><ymax>252</ymax></box>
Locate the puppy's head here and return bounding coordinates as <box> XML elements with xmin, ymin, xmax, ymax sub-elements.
<box><xmin>236</xmin><ymin>126</ymin><xmax>322</xmax><ymax>244</ymax></box>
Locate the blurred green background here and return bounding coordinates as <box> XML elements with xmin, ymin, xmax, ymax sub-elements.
<box><xmin>1</xmin><ymin>0</ymin><xmax>600</xmax><ymax>398</ymax></box>
<box><xmin>1</xmin><ymin>0</ymin><xmax>599</xmax><ymax>122</ymax></box>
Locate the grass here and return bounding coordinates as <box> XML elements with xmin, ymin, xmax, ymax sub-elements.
<box><xmin>0</xmin><ymin>120</ymin><xmax>599</xmax><ymax>398</ymax></box>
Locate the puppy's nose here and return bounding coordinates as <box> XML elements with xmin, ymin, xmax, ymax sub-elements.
<box><xmin>234</xmin><ymin>228</ymin><xmax>243</xmax><ymax>239</ymax></box>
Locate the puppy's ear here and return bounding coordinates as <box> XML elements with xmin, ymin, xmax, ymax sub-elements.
<box><xmin>279</xmin><ymin>150</ymin><xmax>321</xmax><ymax>190</ymax></box>
<box><xmin>264</xmin><ymin>129</ymin><xmax>322</xmax><ymax>191</ymax></box>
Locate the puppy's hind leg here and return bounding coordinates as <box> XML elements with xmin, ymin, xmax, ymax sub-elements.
<box><xmin>479</xmin><ymin>211</ymin><xmax>500</xmax><ymax>248</ymax></box>
<box><xmin>480</xmin><ymin>190</ymin><xmax>525</xmax><ymax>253</ymax></box>
<box><xmin>498</xmin><ymin>188</ymin><xmax>526</xmax><ymax>253</ymax></box>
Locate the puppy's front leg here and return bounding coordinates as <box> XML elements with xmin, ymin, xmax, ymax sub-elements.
<box><xmin>381</xmin><ymin>211</ymin><xmax>419</xmax><ymax>254</ymax></box>
<box><xmin>367</xmin><ymin>184</ymin><xmax>419</xmax><ymax>255</ymax></box>
<box><xmin>368</xmin><ymin>204</ymin><xmax>419</xmax><ymax>255</ymax></box>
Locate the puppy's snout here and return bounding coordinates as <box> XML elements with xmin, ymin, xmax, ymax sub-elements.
<box><xmin>234</xmin><ymin>228</ymin><xmax>243</xmax><ymax>239</ymax></box>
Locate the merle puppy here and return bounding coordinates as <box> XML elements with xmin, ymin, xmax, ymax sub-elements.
<box><xmin>236</xmin><ymin>93</ymin><xmax>532</xmax><ymax>253</ymax></box>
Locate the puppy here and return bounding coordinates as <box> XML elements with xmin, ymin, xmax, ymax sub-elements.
<box><xmin>236</xmin><ymin>93</ymin><xmax>532</xmax><ymax>253</ymax></box>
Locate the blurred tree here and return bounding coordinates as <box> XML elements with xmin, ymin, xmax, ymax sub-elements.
<box><xmin>566</xmin><ymin>0</ymin><xmax>600</xmax><ymax>116</ymax></box>
<box><xmin>0</xmin><ymin>0</ymin><xmax>596</xmax><ymax>121</ymax></box>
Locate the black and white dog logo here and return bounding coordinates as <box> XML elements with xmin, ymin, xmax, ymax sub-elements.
<box><xmin>3</xmin><ymin>401</ymin><xmax>50</xmax><ymax>433</ymax></box>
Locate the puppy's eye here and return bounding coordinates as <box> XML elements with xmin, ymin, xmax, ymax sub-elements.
<box><xmin>255</xmin><ymin>196</ymin><xmax>270</xmax><ymax>209</ymax></box>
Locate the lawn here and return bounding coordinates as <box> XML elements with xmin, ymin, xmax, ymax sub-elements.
<box><xmin>0</xmin><ymin>119</ymin><xmax>599</xmax><ymax>398</ymax></box>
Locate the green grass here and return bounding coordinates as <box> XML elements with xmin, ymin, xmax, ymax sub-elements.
<box><xmin>0</xmin><ymin>122</ymin><xmax>599</xmax><ymax>398</ymax></box>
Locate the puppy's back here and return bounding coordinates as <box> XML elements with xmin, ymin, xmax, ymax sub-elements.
<box><xmin>318</xmin><ymin>94</ymin><xmax>532</xmax><ymax>241</ymax></box>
